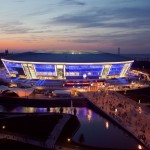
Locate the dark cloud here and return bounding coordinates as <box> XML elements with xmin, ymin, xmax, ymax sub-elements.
<box><xmin>61</xmin><ymin>0</ymin><xmax>86</xmax><ymax>6</ymax></box>
<box><xmin>51</xmin><ymin>11</ymin><xmax>109</xmax><ymax>28</ymax></box>
<box><xmin>50</xmin><ymin>6</ymin><xmax>150</xmax><ymax>29</ymax></box>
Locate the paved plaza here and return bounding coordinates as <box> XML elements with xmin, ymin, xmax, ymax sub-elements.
<box><xmin>83</xmin><ymin>90</ymin><xmax>150</xmax><ymax>149</ymax></box>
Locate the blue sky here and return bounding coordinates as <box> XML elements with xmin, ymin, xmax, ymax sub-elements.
<box><xmin>0</xmin><ymin>0</ymin><xmax>150</xmax><ymax>53</ymax></box>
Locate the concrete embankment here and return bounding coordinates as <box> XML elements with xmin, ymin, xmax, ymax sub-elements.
<box><xmin>0</xmin><ymin>96</ymin><xmax>88</xmax><ymax>107</ymax></box>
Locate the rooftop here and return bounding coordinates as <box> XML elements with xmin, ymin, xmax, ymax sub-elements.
<box><xmin>2</xmin><ymin>51</ymin><xmax>133</xmax><ymax>63</ymax></box>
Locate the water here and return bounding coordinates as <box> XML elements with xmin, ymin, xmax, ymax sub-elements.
<box><xmin>73</xmin><ymin>108</ymin><xmax>140</xmax><ymax>149</ymax></box>
<box><xmin>0</xmin><ymin>105</ymin><xmax>142</xmax><ymax>149</ymax></box>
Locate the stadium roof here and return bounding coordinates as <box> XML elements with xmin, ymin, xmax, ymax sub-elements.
<box><xmin>2</xmin><ymin>51</ymin><xmax>133</xmax><ymax>63</ymax></box>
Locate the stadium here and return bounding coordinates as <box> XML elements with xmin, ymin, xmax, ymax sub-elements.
<box><xmin>1</xmin><ymin>51</ymin><xmax>134</xmax><ymax>80</ymax></box>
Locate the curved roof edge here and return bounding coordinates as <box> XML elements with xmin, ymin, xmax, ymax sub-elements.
<box><xmin>1</xmin><ymin>52</ymin><xmax>134</xmax><ymax>63</ymax></box>
<box><xmin>1</xmin><ymin>58</ymin><xmax>134</xmax><ymax>65</ymax></box>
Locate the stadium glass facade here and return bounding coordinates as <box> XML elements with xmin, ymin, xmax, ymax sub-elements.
<box><xmin>34</xmin><ymin>64</ymin><xmax>56</xmax><ymax>76</ymax></box>
<box><xmin>2</xmin><ymin>59</ymin><xmax>133</xmax><ymax>80</ymax></box>
<box><xmin>3</xmin><ymin>61</ymin><xmax>25</xmax><ymax>75</ymax></box>
<box><xmin>108</xmin><ymin>64</ymin><xmax>124</xmax><ymax>76</ymax></box>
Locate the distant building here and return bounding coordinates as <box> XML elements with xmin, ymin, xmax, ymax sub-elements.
<box><xmin>5</xmin><ymin>49</ymin><xmax>9</xmax><ymax>55</ymax></box>
<box><xmin>1</xmin><ymin>51</ymin><xmax>133</xmax><ymax>80</ymax></box>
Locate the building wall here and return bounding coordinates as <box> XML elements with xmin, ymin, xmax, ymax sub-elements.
<box><xmin>1</xmin><ymin>59</ymin><xmax>133</xmax><ymax>80</ymax></box>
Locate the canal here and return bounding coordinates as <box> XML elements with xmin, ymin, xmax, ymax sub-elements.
<box><xmin>0</xmin><ymin>105</ymin><xmax>143</xmax><ymax>149</ymax></box>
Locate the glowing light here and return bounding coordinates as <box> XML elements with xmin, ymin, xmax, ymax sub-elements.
<box><xmin>105</xmin><ymin>121</ymin><xmax>109</xmax><ymax>129</ymax></box>
<box><xmin>28</xmin><ymin>107</ymin><xmax>35</xmax><ymax>113</ymax></box>
<box><xmin>83</xmin><ymin>74</ymin><xmax>87</xmax><ymax>79</ymax></box>
<box><xmin>139</xmin><ymin>100</ymin><xmax>140</xmax><ymax>103</ymax></box>
<box><xmin>67</xmin><ymin>138</ymin><xmax>71</xmax><ymax>142</ymax></box>
<box><xmin>138</xmin><ymin>144</ymin><xmax>142</xmax><ymax>149</ymax></box>
<box><xmin>2</xmin><ymin>125</ymin><xmax>5</xmax><ymax>129</ymax></box>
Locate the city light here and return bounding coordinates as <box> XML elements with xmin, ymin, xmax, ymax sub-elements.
<box><xmin>138</xmin><ymin>144</ymin><xmax>142</xmax><ymax>149</ymax></box>
<box><xmin>2</xmin><ymin>125</ymin><xmax>5</xmax><ymax>129</ymax></box>
<box><xmin>67</xmin><ymin>138</ymin><xmax>71</xmax><ymax>142</ymax></box>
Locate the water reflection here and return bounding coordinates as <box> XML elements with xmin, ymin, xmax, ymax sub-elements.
<box><xmin>87</xmin><ymin>109</ymin><xmax>92</xmax><ymax>121</ymax></box>
<box><xmin>105</xmin><ymin>121</ymin><xmax>109</xmax><ymax>129</ymax></box>
<box><xmin>0</xmin><ymin>105</ymin><xmax>141</xmax><ymax>149</ymax></box>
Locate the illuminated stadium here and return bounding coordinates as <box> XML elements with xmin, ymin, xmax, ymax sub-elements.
<box><xmin>1</xmin><ymin>51</ymin><xmax>134</xmax><ymax>80</ymax></box>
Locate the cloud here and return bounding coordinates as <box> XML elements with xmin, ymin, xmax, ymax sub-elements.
<box><xmin>0</xmin><ymin>22</ymin><xmax>32</xmax><ymax>34</ymax></box>
<box><xmin>56</xmin><ymin>30</ymin><xmax>150</xmax><ymax>52</ymax></box>
<box><xmin>0</xmin><ymin>21</ymin><xmax>54</xmax><ymax>35</ymax></box>
<box><xmin>50</xmin><ymin>6</ymin><xmax>150</xmax><ymax>29</ymax></box>
<box><xmin>51</xmin><ymin>10</ymin><xmax>109</xmax><ymax>28</ymax></box>
<box><xmin>61</xmin><ymin>0</ymin><xmax>86</xmax><ymax>6</ymax></box>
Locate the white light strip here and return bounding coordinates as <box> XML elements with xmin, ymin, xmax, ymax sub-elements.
<box><xmin>1</xmin><ymin>59</ymin><xmax>134</xmax><ymax>65</ymax></box>
<box><xmin>21</xmin><ymin>63</ymin><xmax>27</xmax><ymax>76</ymax></box>
<box><xmin>2</xmin><ymin>60</ymin><xmax>10</xmax><ymax>74</ymax></box>
<box><xmin>107</xmin><ymin>64</ymin><xmax>112</xmax><ymax>76</ymax></box>
<box><xmin>33</xmin><ymin>64</ymin><xmax>37</xmax><ymax>78</ymax></box>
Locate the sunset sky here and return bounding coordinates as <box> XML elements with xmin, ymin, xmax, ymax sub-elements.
<box><xmin>0</xmin><ymin>0</ymin><xmax>150</xmax><ymax>54</ymax></box>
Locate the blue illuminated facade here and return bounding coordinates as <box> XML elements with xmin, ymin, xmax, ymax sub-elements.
<box><xmin>34</xmin><ymin>64</ymin><xmax>56</xmax><ymax>76</ymax></box>
<box><xmin>65</xmin><ymin>65</ymin><xmax>103</xmax><ymax>79</ymax></box>
<box><xmin>3</xmin><ymin>61</ymin><xmax>24</xmax><ymax>75</ymax></box>
<box><xmin>108</xmin><ymin>64</ymin><xmax>124</xmax><ymax>75</ymax></box>
<box><xmin>1</xmin><ymin>52</ymin><xmax>134</xmax><ymax>80</ymax></box>
<box><xmin>2</xmin><ymin>61</ymin><xmax>133</xmax><ymax>79</ymax></box>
